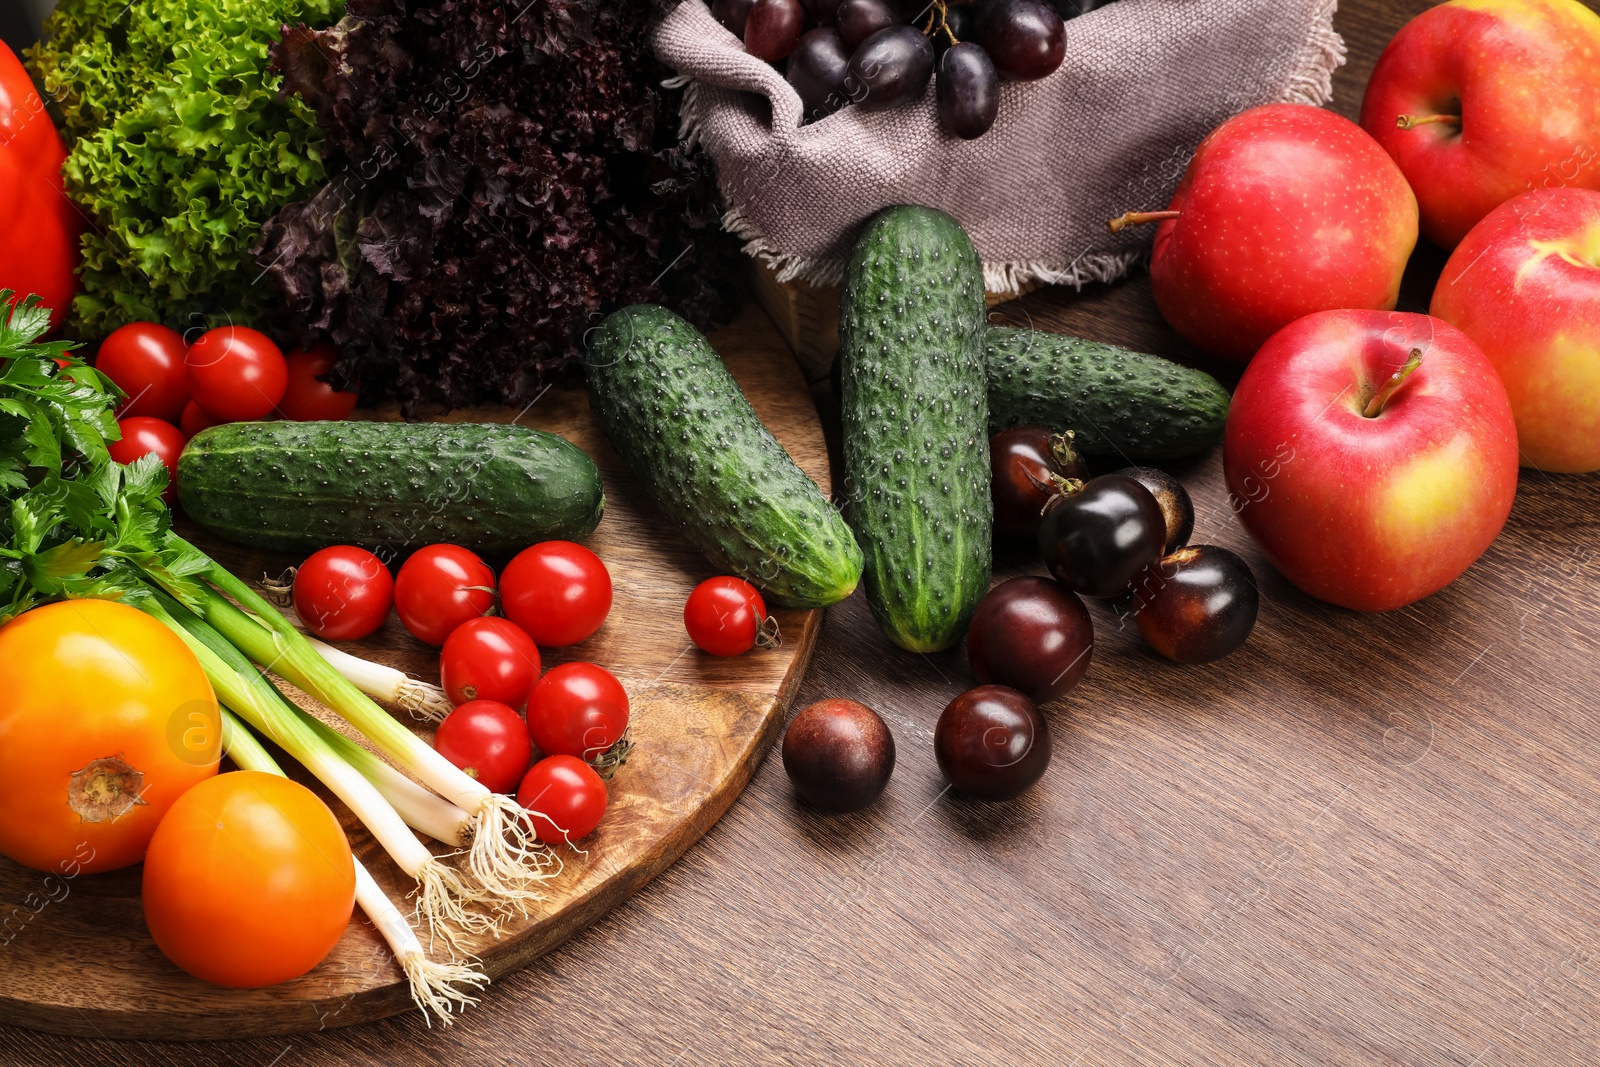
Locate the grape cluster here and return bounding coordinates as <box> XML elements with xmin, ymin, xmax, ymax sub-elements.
<box><xmin>714</xmin><ymin>0</ymin><xmax>1114</xmax><ymax>140</ymax></box>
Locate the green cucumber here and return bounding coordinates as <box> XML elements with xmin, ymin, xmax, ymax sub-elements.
<box><xmin>985</xmin><ymin>327</ymin><xmax>1230</xmax><ymax>460</ymax></box>
<box><xmin>178</xmin><ymin>420</ymin><xmax>603</xmax><ymax>556</ymax></box>
<box><xmin>584</xmin><ymin>304</ymin><xmax>861</xmax><ymax>608</ymax></box>
<box><xmin>839</xmin><ymin>205</ymin><xmax>991</xmax><ymax>653</ymax></box>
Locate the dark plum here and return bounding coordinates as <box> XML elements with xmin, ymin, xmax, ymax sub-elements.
<box><xmin>1039</xmin><ymin>474</ymin><xmax>1166</xmax><ymax>598</ymax></box>
<box><xmin>844</xmin><ymin>24</ymin><xmax>935</xmax><ymax>110</ymax></box>
<box><xmin>801</xmin><ymin>0</ymin><xmax>845</xmax><ymax>18</ymax></box>
<box><xmin>990</xmin><ymin>427</ymin><xmax>1087</xmax><ymax>540</ymax></box>
<box><xmin>788</xmin><ymin>28</ymin><xmax>853</xmax><ymax>117</ymax></box>
<box><xmin>1133</xmin><ymin>546</ymin><xmax>1259</xmax><ymax>664</ymax></box>
<box><xmin>967</xmin><ymin>577</ymin><xmax>1093</xmax><ymax>703</ymax></box>
<box><xmin>746</xmin><ymin>0</ymin><xmax>806</xmax><ymax>61</ymax></box>
<box><xmin>782</xmin><ymin>699</ymin><xmax>896</xmax><ymax>812</ymax></box>
<box><xmin>935</xmin><ymin>685</ymin><xmax>1050</xmax><ymax>802</ymax></box>
<box><xmin>1115</xmin><ymin>466</ymin><xmax>1194</xmax><ymax>554</ymax></box>
<box><xmin>713</xmin><ymin>0</ymin><xmax>759</xmax><ymax>36</ymax></box>
<box><xmin>1051</xmin><ymin>0</ymin><xmax>1116</xmax><ymax>15</ymax></box>
<box><xmin>836</xmin><ymin>0</ymin><xmax>900</xmax><ymax>48</ymax></box>
<box><xmin>978</xmin><ymin>0</ymin><xmax>1066</xmax><ymax>81</ymax></box>
<box><xmin>937</xmin><ymin>41</ymin><xmax>1000</xmax><ymax>139</ymax></box>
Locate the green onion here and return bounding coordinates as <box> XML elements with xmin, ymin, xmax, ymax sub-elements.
<box><xmin>221</xmin><ymin>711</ymin><xmax>489</xmax><ymax>1026</ymax></box>
<box><xmin>185</xmin><ymin>550</ymin><xmax>558</xmax><ymax>903</ymax></box>
<box><xmin>142</xmin><ymin>591</ymin><xmax>498</xmax><ymax>941</ymax></box>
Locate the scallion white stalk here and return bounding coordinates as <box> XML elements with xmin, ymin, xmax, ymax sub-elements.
<box><xmin>220</xmin><ymin>710</ymin><xmax>489</xmax><ymax>1025</ymax></box>
<box><xmin>307</xmin><ymin>637</ymin><xmax>452</xmax><ymax>723</ymax></box>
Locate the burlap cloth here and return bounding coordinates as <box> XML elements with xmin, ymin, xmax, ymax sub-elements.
<box><xmin>653</xmin><ymin>0</ymin><xmax>1344</xmax><ymax>294</ymax></box>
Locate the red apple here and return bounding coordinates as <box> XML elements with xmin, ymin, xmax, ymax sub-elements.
<box><xmin>1114</xmin><ymin>104</ymin><xmax>1418</xmax><ymax>363</ymax></box>
<box><xmin>1224</xmin><ymin>309</ymin><xmax>1518</xmax><ymax>612</ymax></box>
<box><xmin>1360</xmin><ymin>0</ymin><xmax>1600</xmax><ymax>250</ymax></box>
<box><xmin>1432</xmin><ymin>186</ymin><xmax>1600</xmax><ymax>472</ymax></box>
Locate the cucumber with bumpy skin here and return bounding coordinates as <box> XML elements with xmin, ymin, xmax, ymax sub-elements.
<box><xmin>584</xmin><ymin>304</ymin><xmax>862</xmax><ymax>608</ymax></box>
<box><xmin>178</xmin><ymin>420</ymin><xmax>604</xmax><ymax>556</ymax></box>
<box><xmin>839</xmin><ymin>205</ymin><xmax>991</xmax><ymax>653</ymax></box>
<box><xmin>986</xmin><ymin>327</ymin><xmax>1230</xmax><ymax>460</ymax></box>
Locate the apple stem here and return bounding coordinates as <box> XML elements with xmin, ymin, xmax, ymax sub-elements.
<box><xmin>1362</xmin><ymin>349</ymin><xmax>1424</xmax><ymax>418</ymax></box>
<box><xmin>1108</xmin><ymin>210</ymin><xmax>1180</xmax><ymax>235</ymax></box>
<box><xmin>1395</xmin><ymin>113</ymin><xmax>1461</xmax><ymax>131</ymax></box>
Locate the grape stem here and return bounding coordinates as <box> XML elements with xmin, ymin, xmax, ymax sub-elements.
<box><xmin>1362</xmin><ymin>349</ymin><xmax>1424</xmax><ymax>418</ymax></box>
<box><xmin>1107</xmin><ymin>210</ymin><xmax>1180</xmax><ymax>234</ymax></box>
<box><xmin>1396</xmin><ymin>113</ymin><xmax>1461</xmax><ymax>131</ymax></box>
<box><xmin>924</xmin><ymin>0</ymin><xmax>958</xmax><ymax>45</ymax></box>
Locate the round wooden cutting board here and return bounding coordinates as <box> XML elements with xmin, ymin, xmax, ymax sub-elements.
<box><xmin>0</xmin><ymin>307</ymin><xmax>827</xmax><ymax>1040</ymax></box>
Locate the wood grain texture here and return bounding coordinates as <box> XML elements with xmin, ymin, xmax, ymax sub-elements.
<box><xmin>11</xmin><ymin>0</ymin><xmax>1600</xmax><ymax>1062</ymax></box>
<box><xmin>0</xmin><ymin>306</ymin><xmax>828</xmax><ymax>1040</ymax></box>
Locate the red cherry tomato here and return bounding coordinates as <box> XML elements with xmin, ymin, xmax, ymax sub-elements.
<box><xmin>185</xmin><ymin>326</ymin><xmax>287</xmax><ymax>422</ymax></box>
<box><xmin>179</xmin><ymin>400</ymin><xmax>224</xmax><ymax>438</ymax></box>
<box><xmin>393</xmin><ymin>544</ymin><xmax>496</xmax><ymax>646</ymax></box>
<box><xmin>499</xmin><ymin>541</ymin><xmax>612</xmax><ymax>647</ymax></box>
<box><xmin>440</xmin><ymin>617</ymin><xmax>541</xmax><ymax>710</ymax></box>
<box><xmin>278</xmin><ymin>343</ymin><xmax>358</xmax><ymax>422</ymax></box>
<box><xmin>433</xmin><ymin>700</ymin><xmax>532</xmax><ymax>795</ymax></box>
<box><xmin>683</xmin><ymin>576</ymin><xmax>770</xmax><ymax>657</ymax></box>
<box><xmin>292</xmin><ymin>546</ymin><xmax>394</xmax><ymax>642</ymax></box>
<box><xmin>526</xmin><ymin>662</ymin><xmax>630</xmax><ymax>760</ymax></box>
<box><xmin>107</xmin><ymin>416</ymin><xmax>187</xmax><ymax>503</ymax></box>
<box><xmin>516</xmin><ymin>755</ymin><xmax>607</xmax><ymax>844</ymax></box>
<box><xmin>96</xmin><ymin>323</ymin><xmax>189</xmax><ymax>422</ymax></box>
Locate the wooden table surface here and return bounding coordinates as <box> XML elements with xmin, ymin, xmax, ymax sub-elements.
<box><xmin>11</xmin><ymin>1</ymin><xmax>1600</xmax><ymax>1062</ymax></box>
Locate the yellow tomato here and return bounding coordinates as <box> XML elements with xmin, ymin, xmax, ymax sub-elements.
<box><xmin>142</xmin><ymin>771</ymin><xmax>356</xmax><ymax>987</ymax></box>
<box><xmin>0</xmin><ymin>599</ymin><xmax>220</xmax><ymax>873</ymax></box>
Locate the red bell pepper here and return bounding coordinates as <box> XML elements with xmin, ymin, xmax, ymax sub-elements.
<box><xmin>0</xmin><ymin>39</ymin><xmax>80</xmax><ymax>332</ymax></box>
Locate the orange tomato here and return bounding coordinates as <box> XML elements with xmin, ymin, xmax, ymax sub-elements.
<box><xmin>0</xmin><ymin>600</ymin><xmax>220</xmax><ymax>874</ymax></box>
<box><xmin>142</xmin><ymin>771</ymin><xmax>356</xmax><ymax>988</ymax></box>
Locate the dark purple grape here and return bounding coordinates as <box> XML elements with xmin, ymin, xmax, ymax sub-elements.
<box><xmin>713</xmin><ymin>0</ymin><xmax>759</xmax><ymax>36</ymax></box>
<box><xmin>935</xmin><ymin>685</ymin><xmax>1050</xmax><ymax>802</ymax></box>
<box><xmin>746</xmin><ymin>0</ymin><xmax>806</xmax><ymax>60</ymax></box>
<box><xmin>836</xmin><ymin>0</ymin><xmax>900</xmax><ymax>49</ymax></box>
<box><xmin>844</xmin><ymin>25</ymin><xmax>935</xmax><ymax>110</ymax></box>
<box><xmin>967</xmin><ymin>577</ymin><xmax>1093</xmax><ymax>703</ymax></box>
<box><xmin>788</xmin><ymin>27</ymin><xmax>853</xmax><ymax>118</ymax></box>
<box><xmin>1114</xmin><ymin>466</ymin><xmax>1193</xmax><ymax>554</ymax></box>
<box><xmin>1039</xmin><ymin>474</ymin><xmax>1166</xmax><ymax>598</ymax></box>
<box><xmin>937</xmin><ymin>41</ymin><xmax>1000</xmax><ymax>139</ymax></box>
<box><xmin>978</xmin><ymin>0</ymin><xmax>1066</xmax><ymax>81</ymax></box>
<box><xmin>990</xmin><ymin>427</ymin><xmax>1087</xmax><ymax>540</ymax></box>
<box><xmin>782</xmin><ymin>699</ymin><xmax>896</xmax><ymax>812</ymax></box>
<box><xmin>1133</xmin><ymin>545</ymin><xmax>1259</xmax><ymax>664</ymax></box>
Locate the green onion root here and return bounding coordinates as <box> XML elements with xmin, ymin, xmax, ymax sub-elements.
<box><xmin>221</xmin><ymin>711</ymin><xmax>489</xmax><ymax>1024</ymax></box>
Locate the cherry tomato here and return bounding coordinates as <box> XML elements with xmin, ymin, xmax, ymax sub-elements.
<box><xmin>516</xmin><ymin>755</ymin><xmax>608</xmax><ymax>844</ymax></box>
<box><xmin>499</xmin><ymin>541</ymin><xmax>612</xmax><ymax>647</ymax></box>
<box><xmin>292</xmin><ymin>546</ymin><xmax>394</xmax><ymax>642</ymax></box>
<box><xmin>440</xmin><ymin>617</ymin><xmax>541</xmax><ymax>710</ymax></box>
<box><xmin>96</xmin><ymin>322</ymin><xmax>189</xmax><ymax>422</ymax></box>
<box><xmin>683</xmin><ymin>576</ymin><xmax>769</xmax><ymax>657</ymax></box>
<box><xmin>434</xmin><ymin>700</ymin><xmax>533</xmax><ymax>795</ymax></box>
<box><xmin>277</xmin><ymin>343</ymin><xmax>358</xmax><ymax>422</ymax></box>
<box><xmin>142</xmin><ymin>771</ymin><xmax>355</xmax><ymax>988</ymax></box>
<box><xmin>393</xmin><ymin>544</ymin><xmax>496</xmax><ymax>646</ymax></box>
<box><xmin>0</xmin><ymin>600</ymin><xmax>220</xmax><ymax>875</ymax></box>
<box><xmin>107</xmin><ymin>416</ymin><xmax>187</xmax><ymax>503</ymax></box>
<box><xmin>526</xmin><ymin>662</ymin><xmax>630</xmax><ymax>760</ymax></box>
<box><xmin>179</xmin><ymin>399</ymin><xmax>224</xmax><ymax>438</ymax></box>
<box><xmin>185</xmin><ymin>326</ymin><xmax>287</xmax><ymax>421</ymax></box>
